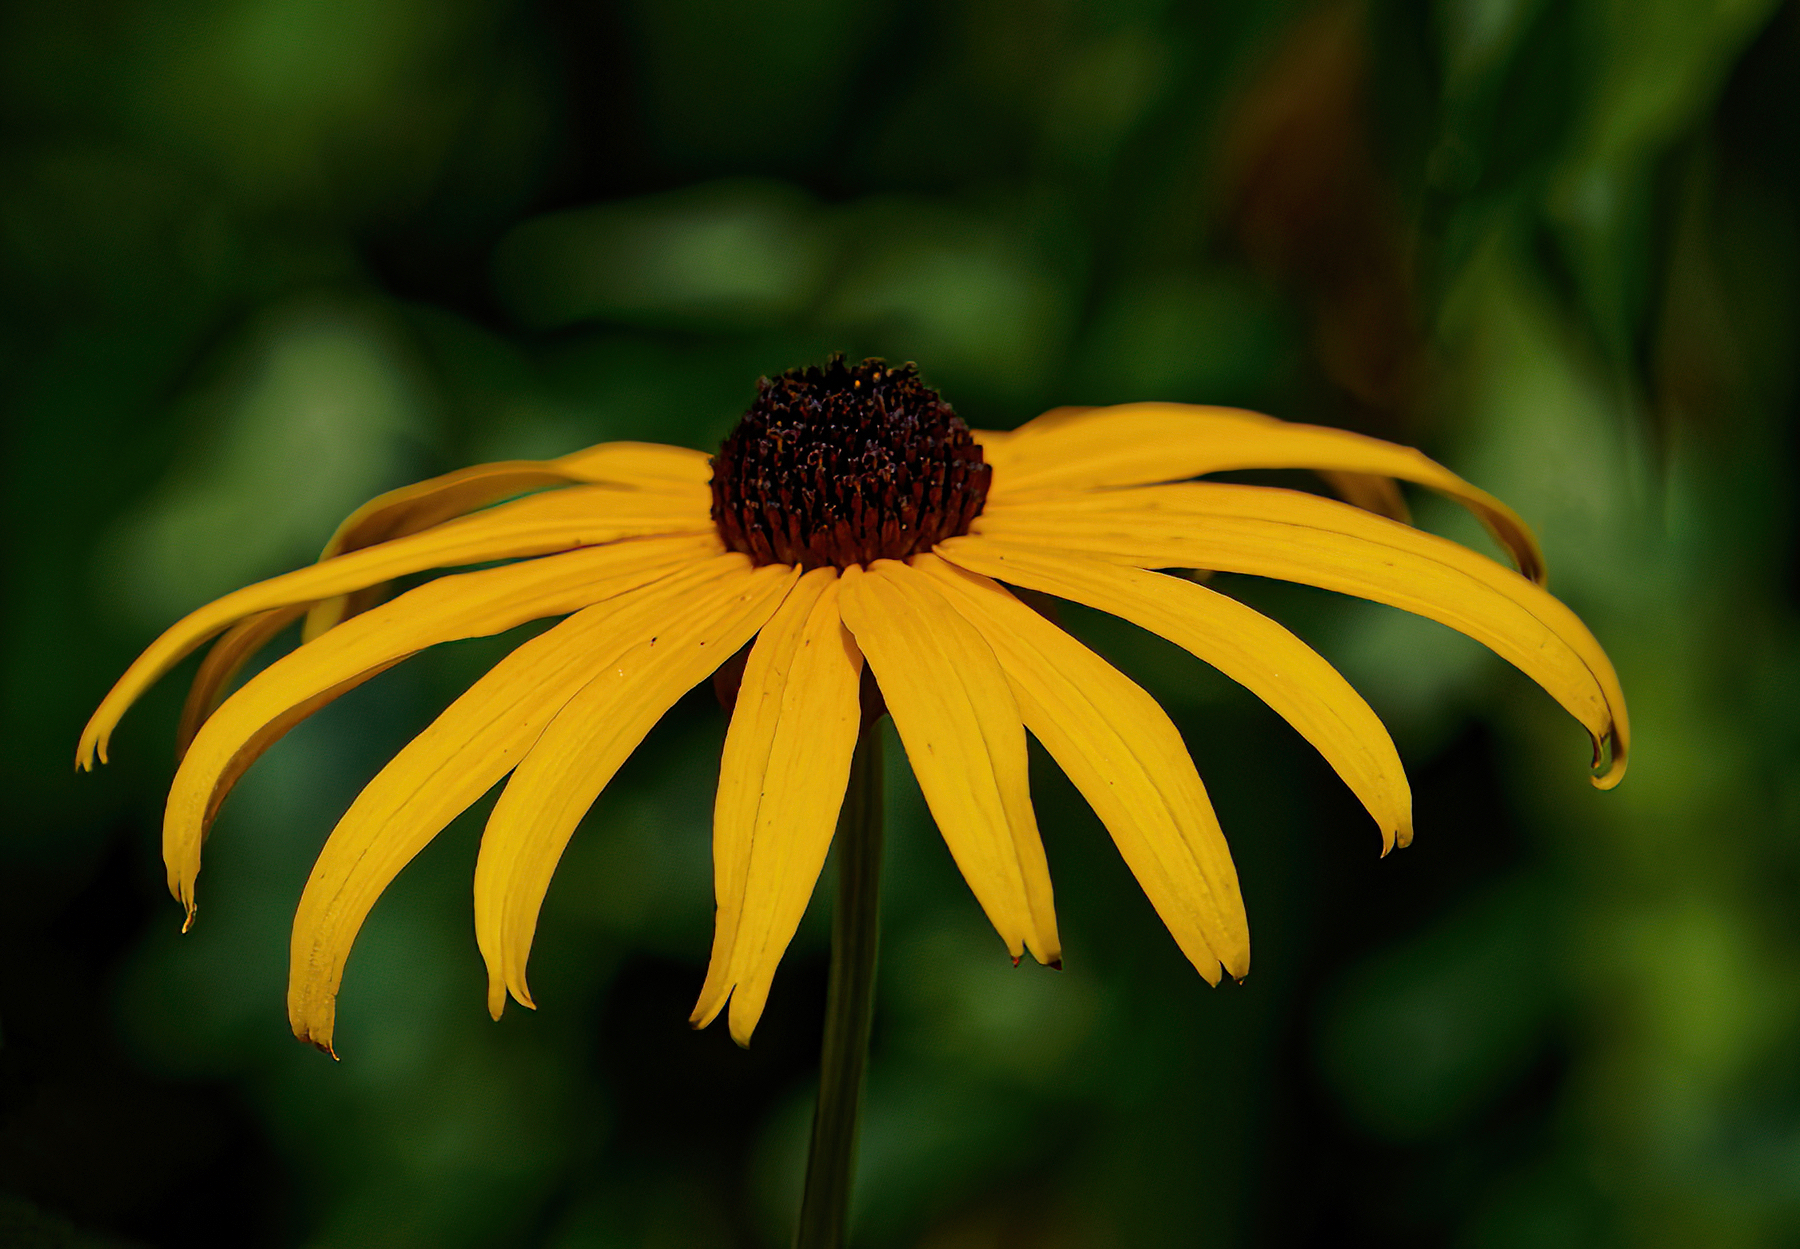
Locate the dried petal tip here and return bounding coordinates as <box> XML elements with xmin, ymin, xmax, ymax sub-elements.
<box><xmin>710</xmin><ymin>356</ymin><xmax>990</xmax><ymax>570</ymax></box>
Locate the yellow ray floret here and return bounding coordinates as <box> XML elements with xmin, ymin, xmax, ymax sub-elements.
<box><xmin>978</xmin><ymin>404</ymin><xmax>1544</xmax><ymax>582</ymax></box>
<box><xmin>968</xmin><ymin>483</ymin><xmax>1628</xmax><ymax>786</ymax></box>
<box><xmin>474</xmin><ymin>560</ymin><xmax>799</xmax><ymax>1018</ymax></box>
<box><xmin>692</xmin><ymin>569</ymin><xmax>865</xmax><ymax>1045</ymax></box>
<box><xmin>286</xmin><ymin>554</ymin><xmax>751</xmax><ymax>1055</ymax></box>
<box><xmin>300</xmin><ymin>441</ymin><xmax>712</xmax><ymax>640</ymax></box>
<box><xmin>176</xmin><ymin>605</ymin><xmax>312</xmax><ymax>757</ymax></box>
<box><xmin>934</xmin><ymin>542</ymin><xmax>1413</xmax><ymax>852</ymax></box>
<box><xmin>836</xmin><ymin>561</ymin><xmax>1060</xmax><ymax>967</ymax></box>
<box><xmin>913</xmin><ymin>554</ymin><xmax>1248</xmax><ymax>980</ymax></box>
<box><xmin>79</xmin><ymin>485</ymin><xmax>713</xmax><ymax>769</ymax></box>
<box><xmin>165</xmin><ymin>534</ymin><xmax>720</xmax><ymax>917</ymax></box>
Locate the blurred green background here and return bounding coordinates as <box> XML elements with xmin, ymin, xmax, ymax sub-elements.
<box><xmin>4</xmin><ymin>0</ymin><xmax>1798</xmax><ymax>1245</ymax></box>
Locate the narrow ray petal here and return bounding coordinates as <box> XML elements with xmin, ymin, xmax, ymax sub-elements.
<box><xmin>980</xmin><ymin>417</ymin><xmax>1410</xmax><ymax>525</ymax></box>
<box><xmin>176</xmin><ymin>605</ymin><xmax>310</xmax><ymax>758</ymax></box>
<box><xmin>1316</xmin><ymin>470</ymin><xmax>1410</xmax><ymax>523</ymax></box>
<box><xmin>960</xmin><ymin>482</ymin><xmax>1628</xmax><ymax>786</ymax></box>
<box><xmin>302</xmin><ymin>445</ymin><xmax>713</xmax><ymax>640</ymax></box>
<box><xmin>687</xmin><ymin>572</ymin><xmax>863</xmax><ymax>1045</ymax></box>
<box><xmin>300</xmin><ymin>463</ymin><xmax>580</xmax><ymax>643</ymax></box>
<box><xmin>80</xmin><ymin>485</ymin><xmax>712</xmax><ymax>770</ymax></box>
<box><xmin>691</xmin><ymin>569</ymin><xmax>844</xmax><ymax>1029</ymax></box>
<box><xmin>166</xmin><ymin>534</ymin><xmax>720</xmax><ymax>916</ymax></box>
<box><xmin>475</xmin><ymin>562</ymin><xmax>799</xmax><ymax>1018</ymax></box>
<box><xmin>915</xmin><ymin>554</ymin><xmax>1246</xmax><ymax>980</ymax></box>
<box><xmin>285</xmin><ymin>554</ymin><xmax>747</xmax><ymax>1056</ymax></box>
<box><xmin>554</xmin><ymin>440</ymin><xmax>716</xmax><ymax>489</ymax></box>
<box><xmin>980</xmin><ymin>404</ymin><xmax>1543</xmax><ymax>581</ymax></box>
<box><xmin>836</xmin><ymin>562</ymin><xmax>1060</xmax><ymax>966</ymax></box>
<box><xmin>933</xmin><ymin>545</ymin><xmax>1413</xmax><ymax>851</ymax></box>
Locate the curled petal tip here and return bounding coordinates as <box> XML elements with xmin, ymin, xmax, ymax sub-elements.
<box><xmin>179</xmin><ymin>905</ymin><xmax>196</xmax><ymax>935</ymax></box>
<box><xmin>1048</xmin><ymin>958</ymin><xmax>1063</xmax><ymax>972</ymax></box>
<box><xmin>1590</xmin><ymin>729</ymin><xmax>1628</xmax><ymax>790</ymax></box>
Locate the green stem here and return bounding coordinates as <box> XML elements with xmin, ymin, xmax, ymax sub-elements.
<box><xmin>795</xmin><ymin>726</ymin><xmax>885</xmax><ymax>1249</ymax></box>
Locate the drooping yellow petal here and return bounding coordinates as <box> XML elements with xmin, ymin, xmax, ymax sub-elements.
<box><xmin>176</xmin><ymin>605</ymin><xmax>310</xmax><ymax>758</ymax></box>
<box><xmin>301</xmin><ymin>443</ymin><xmax>714</xmax><ymax>640</ymax></box>
<box><xmin>979</xmin><ymin>403</ymin><xmax>1543</xmax><ymax>582</ymax></box>
<box><xmin>688</xmin><ymin>570</ymin><xmax>863</xmax><ymax>1044</ymax></box>
<box><xmin>961</xmin><ymin>482</ymin><xmax>1628</xmax><ymax>786</ymax></box>
<box><xmin>1315</xmin><ymin>470</ymin><xmax>1410</xmax><ymax>524</ymax></box>
<box><xmin>980</xmin><ymin>416</ymin><xmax>1410</xmax><ymax>525</ymax></box>
<box><xmin>914</xmin><ymin>554</ymin><xmax>1246</xmax><ymax>980</ymax></box>
<box><xmin>836</xmin><ymin>561</ymin><xmax>1060</xmax><ymax>967</ymax></box>
<box><xmin>299</xmin><ymin>463</ymin><xmax>578</xmax><ymax>643</ymax></box>
<box><xmin>285</xmin><ymin>553</ymin><xmax>747</xmax><ymax>1056</ymax></box>
<box><xmin>690</xmin><ymin>569</ymin><xmax>844</xmax><ymax>1030</ymax></box>
<box><xmin>474</xmin><ymin>561</ymin><xmax>799</xmax><ymax>1018</ymax></box>
<box><xmin>554</xmin><ymin>440</ymin><xmax>716</xmax><ymax>490</ymax></box>
<box><xmin>165</xmin><ymin>534</ymin><xmax>720</xmax><ymax>917</ymax></box>
<box><xmin>79</xmin><ymin>485</ymin><xmax>711</xmax><ymax>770</ymax></box>
<box><xmin>933</xmin><ymin>544</ymin><xmax>1413</xmax><ymax>852</ymax></box>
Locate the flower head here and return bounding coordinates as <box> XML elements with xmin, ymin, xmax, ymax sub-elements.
<box><xmin>81</xmin><ymin>357</ymin><xmax>1627</xmax><ymax>1056</ymax></box>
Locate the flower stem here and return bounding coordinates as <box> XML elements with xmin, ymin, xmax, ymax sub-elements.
<box><xmin>795</xmin><ymin>725</ymin><xmax>885</xmax><ymax>1249</ymax></box>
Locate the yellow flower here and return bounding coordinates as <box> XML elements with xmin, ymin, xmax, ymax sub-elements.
<box><xmin>79</xmin><ymin>358</ymin><xmax>1627</xmax><ymax>1057</ymax></box>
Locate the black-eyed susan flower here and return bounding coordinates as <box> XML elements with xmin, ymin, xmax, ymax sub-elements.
<box><xmin>79</xmin><ymin>356</ymin><xmax>1628</xmax><ymax>1060</ymax></box>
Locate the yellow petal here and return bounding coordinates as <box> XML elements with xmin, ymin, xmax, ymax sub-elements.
<box><xmin>301</xmin><ymin>463</ymin><xmax>588</xmax><ymax>642</ymax></box>
<box><xmin>836</xmin><ymin>561</ymin><xmax>1060</xmax><ymax>966</ymax></box>
<box><xmin>165</xmin><ymin>534</ymin><xmax>719</xmax><ymax>918</ymax></box>
<box><xmin>980</xmin><ymin>403</ymin><xmax>1543</xmax><ymax>582</ymax></box>
<box><xmin>691</xmin><ymin>568</ymin><xmax>838</xmax><ymax>1030</ymax></box>
<box><xmin>79</xmin><ymin>485</ymin><xmax>711</xmax><ymax>770</ymax></box>
<box><xmin>301</xmin><ymin>444</ymin><xmax>714</xmax><ymax>640</ymax></box>
<box><xmin>932</xmin><ymin>544</ymin><xmax>1412</xmax><ymax>852</ymax></box>
<box><xmin>1316</xmin><ymin>470</ymin><xmax>1411</xmax><ymax>524</ymax></box>
<box><xmin>176</xmin><ymin>605</ymin><xmax>310</xmax><ymax>759</ymax></box>
<box><xmin>914</xmin><ymin>554</ymin><xmax>1246</xmax><ymax>980</ymax></box>
<box><xmin>687</xmin><ymin>570</ymin><xmax>863</xmax><ymax>1044</ymax></box>
<box><xmin>474</xmin><ymin>561</ymin><xmax>799</xmax><ymax>1018</ymax></box>
<box><xmin>554</xmin><ymin>440</ymin><xmax>716</xmax><ymax>490</ymax></box>
<box><xmin>286</xmin><ymin>552</ymin><xmax>749</xmax><ymax>1056</ymax></box>
<box><xmin>961</xmin><ymin>481</ymin><xmax>1628</xmax><ymax>786</ymax></box>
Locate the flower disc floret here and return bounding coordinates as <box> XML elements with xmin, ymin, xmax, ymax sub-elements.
<box><xmin>710</xmin><ymin>357</ymin><xmax>991</xmax><ymax>570</ymax></box>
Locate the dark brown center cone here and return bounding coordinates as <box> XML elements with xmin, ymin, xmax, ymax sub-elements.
<box><xmin>710</xmin><ymin>356</ymin><xmax>990</xmax><ymax>570</ymax></box>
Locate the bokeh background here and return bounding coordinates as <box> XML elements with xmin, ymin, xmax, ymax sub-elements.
<box><xmin>4</xmin><ymin>0</ymin><xmax>1798</xmax><ymax>1245</ymax></box>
